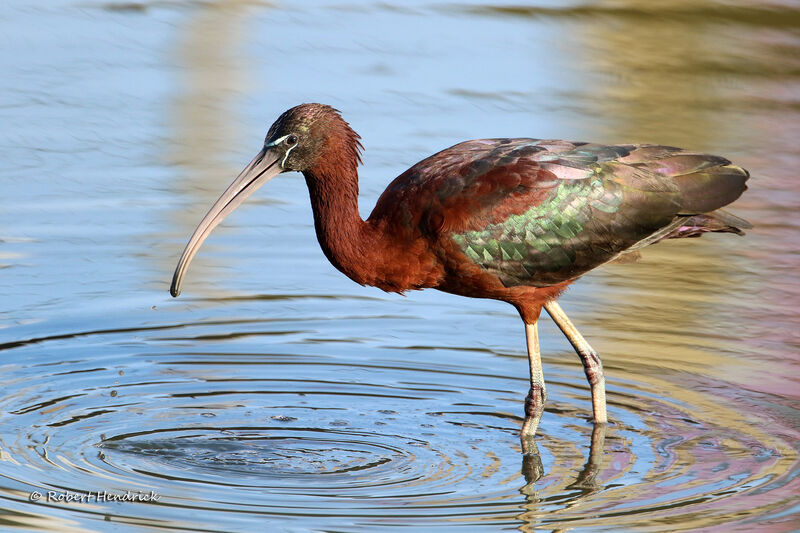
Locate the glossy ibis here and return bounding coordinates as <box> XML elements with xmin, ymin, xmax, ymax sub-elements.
<box><xmin>170</xmin><ymin>103</ymin><xmax>750</xmax><ymax>443</ymax></box>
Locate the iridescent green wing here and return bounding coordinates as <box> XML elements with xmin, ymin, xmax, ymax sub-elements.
<box><xmin>449</xmin><ymin>140</ymin><xmax>747</xmax><ymax>287</ymax></box>
<box><xmin>375</xmin><ymin>138</ymin><xmax>747</xmax><ymax>288</ymax></box>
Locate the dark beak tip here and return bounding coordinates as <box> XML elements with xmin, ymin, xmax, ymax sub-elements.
<box><xmin>170</xmin><ymin>286</ymin><xmax>181</xmax><ymax>298</ymax></box>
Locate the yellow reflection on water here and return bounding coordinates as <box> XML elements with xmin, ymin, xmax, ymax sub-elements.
<box><xmin>168</xmin><ymin>2</ymin><xmax>252</xmax><ymax>180</ymax></box>
<box><xmin>555</xmin><ymin>0</ymin><xmax>765</xmax><ymax>392</ymax></box>
<box><xmin>164</xmin><ymin>1</ymin><xmax>261</xmax><ymax>294</ymax></box>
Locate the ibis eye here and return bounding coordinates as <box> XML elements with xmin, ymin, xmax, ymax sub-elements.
<box><xmin>286</xmin><ymin>134</ymin><xmax>298</xmax><ymax>146</ymax></box>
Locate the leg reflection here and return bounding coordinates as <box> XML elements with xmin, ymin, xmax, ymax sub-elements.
<box><xmin>520</xmin><ymin>422</ymin><xmax>607</xmax><ymax>493</ymax></box>
<box><xmin>521</xmin><ymin>440</ymin><xmax>544</xmax><ymax>484</ymax></box>
<box><xmin>567</xmin><ymin>423</ymin><xmax>606</xmax><ymax>491</ymax></box>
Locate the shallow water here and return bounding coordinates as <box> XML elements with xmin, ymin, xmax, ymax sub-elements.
<box><xmin>2</xmin><ymin>1</ymin><xmax>799</xmax><ymax>531</ymax></box>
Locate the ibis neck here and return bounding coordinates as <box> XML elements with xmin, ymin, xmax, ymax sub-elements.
<box><xmin>303</xmin><ymin>163</ymin><xmax>378</xmax><ymax>286</ymax></box>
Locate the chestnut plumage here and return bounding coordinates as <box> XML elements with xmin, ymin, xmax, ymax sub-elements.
<box><xmin>171</xmin><ymin>103</ymin><xmax>750</xmax><ymax>444</ymax></box>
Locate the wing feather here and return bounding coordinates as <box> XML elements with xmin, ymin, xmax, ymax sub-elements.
<box><xmin>369</xmin><ymin>139</ymin><xmax>750</xmax><ymax>287</ymax></box>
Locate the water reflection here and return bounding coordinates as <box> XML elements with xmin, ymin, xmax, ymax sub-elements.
<box><xmin>5</xmin><ymin>319</ymin><xmax>793</xmax><ymax>529</ymax></box>
<box><xmin>166</xmin><ymin>0</ymin><xmax>256</xmax><ymax>291</ymax></box>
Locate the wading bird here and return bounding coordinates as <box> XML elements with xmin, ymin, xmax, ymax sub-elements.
<box><xmin>170</xmin><ymin>103</ymin><xmax>750</xmax><ymax>443</ymax></box>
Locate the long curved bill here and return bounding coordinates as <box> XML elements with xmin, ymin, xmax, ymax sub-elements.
<box><xmin>170</xmin><ymin>147</ymin><xmax>284</xmax><ymax>297</ymax></box>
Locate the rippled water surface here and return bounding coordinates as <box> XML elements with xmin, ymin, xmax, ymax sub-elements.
<box><xmin>2</xmin><ymin>1</ymin><xmax>799</xmax><ymax>531</ymax></box>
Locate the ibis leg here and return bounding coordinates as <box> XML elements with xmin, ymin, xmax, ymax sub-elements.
<box><xmin>544</xmin><ymin>301</ymin><xmax>608</xmax><ymax>424</ymax></box>
<box><xmin>521</xmin><ymin>320</ymin><xmax>546</xmax><ymax>445</ymax></box>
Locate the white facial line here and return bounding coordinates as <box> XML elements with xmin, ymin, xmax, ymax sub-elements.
<box><xmin>264</xmin><ymin>134</ymin><xmax>297</xmax><ymax>169</ymax></box>
<box><xmin>281</xmin><ymin>143</ymin><xmax>297</xmax><ymax>168</ymax></box>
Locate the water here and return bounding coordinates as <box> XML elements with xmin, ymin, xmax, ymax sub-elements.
<box><xmin>1</xmin><ymin>1</ymin><xmax>798</xmax><ymax>531</ymax></box>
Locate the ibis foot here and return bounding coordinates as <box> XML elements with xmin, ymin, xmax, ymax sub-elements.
<box><xmin>521</xmin><ymin>384</ymin><xmax>546</xmax><ymax>452</ymax></box>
